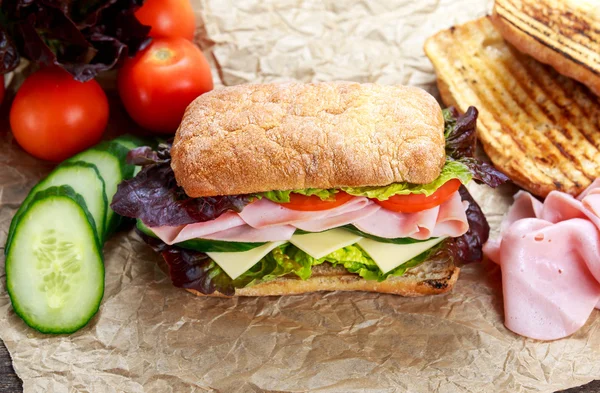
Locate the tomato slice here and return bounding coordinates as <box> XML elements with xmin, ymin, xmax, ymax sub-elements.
<box><xmin>374</xmin><ymin>179</ymin><xmax>462</xmax><ymax>213</ymax></box>
<box><xmin>278</xmin><ymin>191</ymin><xmax>354</xmax><ymax>211</ymax></box>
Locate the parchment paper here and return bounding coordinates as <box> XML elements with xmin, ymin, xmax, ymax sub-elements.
<box><xmin>2</xmin><ymin>0</ymin><xmax>600</xmax><ymax>392</ymax></box>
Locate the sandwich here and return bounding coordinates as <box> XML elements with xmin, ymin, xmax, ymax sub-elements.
<box><xmin>111</xmin><ymin>82</ymin><xmax>507</xmax><ymax>297</ymax></box>
<box><xmin>424</xmin><ymin>16</ymin><xmax>600</xmax><ymax>198</ymax></box>
<box><xmin>492</xmin><ymin>0</ymin><xmax>600</xmax><ymax>97</ymax></box>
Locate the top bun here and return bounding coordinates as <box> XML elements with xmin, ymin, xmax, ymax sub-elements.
<box><xmin>171</xmin><ymin>81</ymin><xmax>445</xmax><ymax>197</ymax></box>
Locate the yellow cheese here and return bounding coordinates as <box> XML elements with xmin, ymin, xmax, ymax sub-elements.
<box><xmin>357</xmin><ymin>237</ymin><xmax>446</xmax><ymax>274</ymax></box>
<box><xmin>290</xmin><ymin>229</ymin><xmax>363</xmax><ymax>259</ymax></box>
<box><xmin>206</xmin><ymin>241</ymin><xmax>286</xmax><ymax>280</ymax></box>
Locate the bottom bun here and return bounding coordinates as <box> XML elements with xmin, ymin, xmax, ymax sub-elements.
<box><xmin>186</xmin><ymin>256</ymin><xmax>460</xmax><ymax>297</ymax></box>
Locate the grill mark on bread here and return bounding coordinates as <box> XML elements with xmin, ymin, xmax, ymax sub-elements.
<box><xmin>505</xmin><ymin>51</ymin><xmax>595</xmax><ymax>182</ymax></box>
<box><xmin>453</xmin><ymin>21</ymin><xmax>576</xmax><ymax>187</ymax></box>
<box><xmin>515</xmin><ymin>55</ymin><xmax>600</xmax><ymax>180</ymax></box>
<box><xmin>424</xmin><ymin>16</ymin><xmax>600</xmax><ymax>196</ymax></box>
<box><xmin>493</xmin><ymin>0</ymin><xmax>600</xmax><ymax>96</ymax></box>
<box><xmin>524</xmin><ymin>64</ymin><xmax>599</xmax><ymax>144</ymax></box>
<box><xmin>469</xmin><ymin>23</ymin><xmax>591</xmax><ymax>186</ymax></box>
<box><xmin>495</xmin><ymin>0</ymin><xmax>600</xmax><ymax>74</ymax></box>
<box><xmin>497</xmin><ymin>11</ymin><xmax>599</xmax><ymax>75</ymax></box>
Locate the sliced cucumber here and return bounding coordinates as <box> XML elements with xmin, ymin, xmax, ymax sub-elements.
<box><xmin>136</xmin><ymin>219</ymin><xmax>266</xmax><ymax>252</ymax></box>
<box><xmin>112</xmin><ymin>134</ymin><xmax>149</xmax><ymax>151</ymax></box>
<box><xmin>6</xmin><ymin>186</ymin><xmax>104</xmax><ymax>334</ymax></box>
<box><xmin>341</xmin><ymin>225</ymin><xmax>432</xmax><ymax>244</ymax></box>
<box><xmin>67</xmin><ymin>141</ymin><xmax>134</xmax><ymax>237</ymax></box>
<box><xmin>6</xmin><ymin>162</ymin><xmax>106</xmax><ymax>254</ymax></box>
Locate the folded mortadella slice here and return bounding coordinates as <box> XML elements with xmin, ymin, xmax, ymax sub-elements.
<box><xmin>484</xmin><ymin>180</ymin><xmax>600</xmax><ymax>340</ymax></box>
<box><xmin>353</xmin><ymin>191</ymin><xmax>469</xmax><ymax>240</ymax></box>
<box><xmin>293</xmin><ymin>203</ymin><xmax>381</xmax><ymax>232</ymax></box>
<box><xmin>201</xmin><ymin>224</ymin><xmax>296</xmax><ymax>242</ymax></box>
<box><xmin>492</xmin><ymin>218</ymin><xmax>600</xmax><ymax>340</ymax></box>
<box><xmin>238</xmin><ymin>196</ymin><xmax>371</xmax><ymax>228</ymax></box>
<box><xmin>150</xmin><ymin>212</ymin><xmax>245</xmax><ymax>245</ymax></box>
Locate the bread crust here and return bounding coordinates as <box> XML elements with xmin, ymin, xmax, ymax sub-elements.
<box><xmin>491</xmin><ymin>7</ymin><xmax>600</xmax><ymax>97</ymax></box>
<box><xmin>424</xmin><ymin>16</ymin><xmax>600</xmax><ymax>197</ymax></box>
<box><xmin>185</xmin><ymin>259</ymin><xmax>459</xmax><ymax>297</ymax></box>
<box><xmin>171</xmin><ymin>82</ymin><xmax>445</xmax><ymax>198</ymax></box>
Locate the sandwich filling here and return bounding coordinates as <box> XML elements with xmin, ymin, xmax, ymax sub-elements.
<box><xmin>112</xmin><ymin>107</ymin><xmax>508</xmax><ymax>295</ymax></box>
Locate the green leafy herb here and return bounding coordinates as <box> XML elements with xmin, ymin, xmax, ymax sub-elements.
<box><xmin>258</xmin><ymin>188</ymin><xmax>338</xmax><ymax>203</ymax></box>
<box><xmin>286</xmin><ymin>243</ymin><xmax>443</xmax><ymax>282</ymax></box>
<box><xmin>342</xmin><ymin>160</ymin><xmax>472</xmax><ymax>199</ymax></box>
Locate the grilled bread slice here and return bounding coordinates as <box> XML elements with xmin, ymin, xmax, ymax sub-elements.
<box><xmin>492</xmin><ymin>0</ymin><xmax>600</xmax><ymax>97</ymax></box>
<box><xmin>186</xmin><ymin>258</ymin><xmax>459</xmax><ymax>297</ymax></box>
<box><xmin>424</xmin><ymin>16</ymin><xmax>600</xmax><ymax>197</ymax></box>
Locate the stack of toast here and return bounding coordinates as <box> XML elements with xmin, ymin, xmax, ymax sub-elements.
<box><xmin>425</xmin><ymin>1</ymin><xmax>600</xmax><ymax>197</ymax></box>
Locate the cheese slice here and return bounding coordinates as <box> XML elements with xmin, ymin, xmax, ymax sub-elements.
<box><xmin>206</xmin><ymin>241</ymin><xmax>286</xmax><ymax>280</ymax></box>
<box><xmin>358</xmin><ymin>237</ymin><xmax>447</xmax><ymax>274</ymax></box>
<box><xmin>290</xmin><ymin>229</ymin><xmax>363</xmax><ymax>259</ymax></box>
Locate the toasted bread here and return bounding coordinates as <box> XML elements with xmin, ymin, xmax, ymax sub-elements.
<box><xmin>424</xmin><ymin>16</ymin><xmax>600</xmax><ymax>197</ymax></box>
<box><xmin>172</xmin><ymin>82</ymin><xmax>445</xmax><ymax>198</ymax></box>
<box><xmin>492</xmin><ymin>0</ymin><xmax>600</xmax><ymax>97</ymax></box>
<box><xmin>186</xmin><ymin>258</ymin><xmax>459</xmax><ymax>297</ymax></box>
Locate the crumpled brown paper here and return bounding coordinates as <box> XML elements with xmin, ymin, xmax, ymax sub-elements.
<box><xmin>2</xmin><ymin>0</ymin><xmax>600</xmax><ymax>392</ymax></box>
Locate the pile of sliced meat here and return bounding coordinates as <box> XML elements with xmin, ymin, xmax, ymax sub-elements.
<box><xmin>149</xmin><ymin>191</ymin><xmax>470</xmax><ymax>245</ymax></box>
<box><xmin>484</xmin><ymin>179</ymin><xmax>600</xmax><ymax>340</ymax></box>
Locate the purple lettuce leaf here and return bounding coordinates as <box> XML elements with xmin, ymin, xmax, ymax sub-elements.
<box><xmin>111</xmin><ymin>161</ymin><xmax>252</xmax><ymax>227</ymax></box>
<box><xmin>138</xmin><ymin>230</ymin><xmax>236</xmax><ymax>296</ymax></box>
<box><xmin>0</xmin><ymin>0</ymin><xmax>150</xmax><ymax>81</ymax></box>
<box><xmin>447</xmin><ymin>185</ymin><xmax>490</xmax><ymax>264</ymax></box>
<box><xmin>443</xmin><ymin>106</ymin><xmax>510</xmax><ymax>188</ymax></box>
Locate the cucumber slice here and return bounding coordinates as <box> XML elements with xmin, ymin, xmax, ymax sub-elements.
<box><xmin>112</xmin><ymin>134</ymin><xmax>149</xmax><ymax>150</ymax></box>
<box><xmin>67</xmin><ymin>142</ymin><xmax>134</xmax><ymax>237</ymax></box>
<box><xmin>5</xmin><ymin>162</ymin><xmax>107</xmax><ymax>254</ymax></box>
<box><xmin>136</xmin><ymin>219</ymin><xmax>266</xmax><ymax>252</ymax></box>
<box><xmin>341</xmin><ymin>225</ymin><xmax>434</xmax><ymax>244</ymax></box>
<box><xmin>6</xmin><ymin>186</ymin><xmax>104</xmax><ymax>334</ymax></box>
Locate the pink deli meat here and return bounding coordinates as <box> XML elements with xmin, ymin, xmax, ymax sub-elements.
<box><xmin>353</xmin><ymin>192</ymin><xmax>470</xmax><ymax>239</ymax></box>
<box><xmin>483</xmin><ymin>179</ymin><xmax>600</xmax><ymax>340</ymax></box>
<box><xmin>238</xmin><ymin>196</ymin><xmax>372</xmax><ymax>228</ymax></box>
<box><xmin>148</xmin><ymin>191</ymin><xmax>470</xmax><ymax>244</ymax></box>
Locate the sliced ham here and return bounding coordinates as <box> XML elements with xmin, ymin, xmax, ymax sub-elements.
<box><xmin>150</xmin><ymin>225</ymin><xmax>184</xmax><ymax>245</ymax></box>
<box><xmin>293</xmin><ymin>203</ymin><xmax>381</xmax><ymax>232</ymax></box>
<box><xmin>432</xmin><ymin>193</ymin><xmax>470</xmax><ymax>238</ymax></box>
<box><xmin>148</xmin><ymin>190</ymin><xmax>471</xmax><ymax>246</ymax></box>
<box><xmin>238</xmin><ymin>196</ymin><xmax>371</xmax><ymax>228</ymax></box>
<box><xmin>150</xmin><ymin>212</ymin><xmax>245</xmax><ymax>245</ymax></box>
<box><xmin>483</xmin><ymin>181</ymin><xmax>600</xmax><ymax>340</ymax></box>
<box><xmin>353</xmin><ymin>191</ymin><xmax>469</xmax><ymax>240</ymax></box>
<box><xmin>202</xmin><ymin>224</ymin><xmax>296</xmax><ymax>242</ymax></box>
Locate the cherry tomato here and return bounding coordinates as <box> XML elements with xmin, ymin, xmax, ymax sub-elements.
<box><xmin>278</xmin><ymin>192</ymin><xmax>354</xmax><ymax>211</ymax></box>
<box><xmin>135</xmin><ymin>0</ymin><xmax>196</xmax><ymax>40</ymax></box>
<box><xmin>373</xmin><ymin>179</ymin><xmax>462</xmax><ymax>213</ymax></box>
<box><xmin>118</xmin><ymin>37</ymin><xmax>213</xmax><ymax>134</ymax></box>
<box><xmin>10</xmin><ymin>67</ymin><xmax>108</xmax><ymax>162</ymax></box>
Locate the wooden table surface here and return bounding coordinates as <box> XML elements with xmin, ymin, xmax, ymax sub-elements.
<box><xmin>0</xmin><ymin>339</ymin><xmax>599</xmax><ymax>392</ymax></box>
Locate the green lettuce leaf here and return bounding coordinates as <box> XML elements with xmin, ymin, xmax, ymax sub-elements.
<box><xmin>285</xmin><ymin>243</ymin><xmax>443</xmax><ymax>282</ymax></box>
<box><xmin>342</xmin><ymin>160</ymin><xmax>472</xmax><ymax>200</ymax></box>
<box><xmin>259</xmin><ymin>188</ymin><xmax>338</xmax><ymax>203</ymax></box>
<box><xmin>232</xmin><ymin>244</ymin><xmax>313</xmax><ymax>287</ymax></box>
<box><xmin>257</xmin><ymin>160</ymin><xmax>471</xmax><ymax>203</ymax></box>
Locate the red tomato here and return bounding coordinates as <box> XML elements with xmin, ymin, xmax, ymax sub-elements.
<box><xmin>118</xmin><ymin>37</ymin><xmax>213</xmax><ymax>134</ymax></box>
<box><xmin>9</xmin><ymin>67</ymin><xmax>108</xmax><ymax>162</ymax></box>
<box><xmin>135</xmin><ymin>0</ymin><xmax>196</xmax><ymax>40</ymax></box>
<box><xmin>278</xmin><ymin>192</ymin><xmax>354</xmax><ymax>211</ymax></box>
<box><xmin>374</xmin><ymin>179</ymin><xmax>462</xmax><ymax>213</ymax></box>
